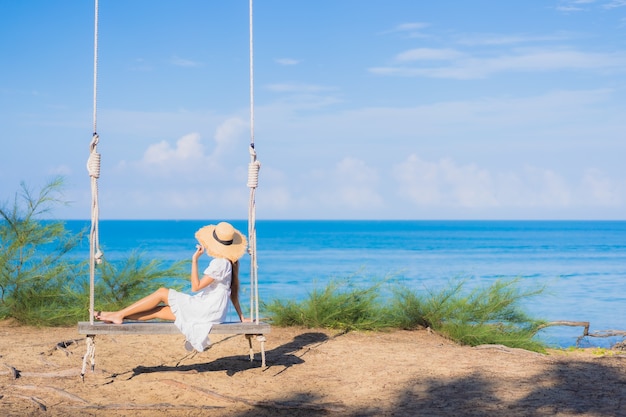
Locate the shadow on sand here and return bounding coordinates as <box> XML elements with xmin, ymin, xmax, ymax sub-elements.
<box><xmin>128</xmin><ymin>331</ymin><xmax>329</xmax><ymax>379</ymax></box>
<box><xmin>226</xmin><ymin>354</ymin><xmax>626</xmax><ymax>417</ymax></box>
<box><xmin>354</xmin><ymin>356</ymin><xmax>625</xmax><ymax>417</ymax></box>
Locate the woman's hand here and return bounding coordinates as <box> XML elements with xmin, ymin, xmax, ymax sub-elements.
<box><xmin>193</xmin><ymin>244</ymin><xmax>204</xmax><ymax>261</ymax></box>
<box><xmin>241</xmin><ymin>317</ymin><xmax>252</xmax><ymax>323</ymax></box>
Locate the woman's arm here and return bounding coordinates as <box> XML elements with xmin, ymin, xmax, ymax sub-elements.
<box><xmin>230</xmin><ymin>292</ymin><xmax>249</xmax><ymax>322</ymax></box>
<box><xmin>190</xmin><ymin>246</ymin><xmax>214</xmax><ymax>292</ymax></box>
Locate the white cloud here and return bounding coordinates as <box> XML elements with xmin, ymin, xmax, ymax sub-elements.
<box><xmin>456</xmin><ymin>32</ymin><xmax>574</xmax><ymax>46</ymax></box>
<box><xmin>100</xmin><ymin>121</ymin><xmax>251</xmax><ymax>218</ymax></box>
<box><xmin>371</xmin><ymin>48</ymin><xmax>626</xmax><ymax>79</ymax></box>
<box><xmin>141</xmin><ymin>133</ymin><xmax>205</xmax><ymax>166</ymax></box>
<box><xmin>557</xmin><ymin>0</ymin><xmax>626</xmax><ymax>11</ymax></box>
<box><xmin>214</xmin><ymin>117</ymin><xmax>248</xmax><ymax>152</ymax></box>
<box><xmin>171</xmin><ymin>55</ymin><xmax>202</xmax><ymax>67</ymax></box>
<box><xmin>260</xmin><ymin>186</ymin><xmax>293</xmax><ymax>210</ymax></box>
<box><xmin>392</xmin><ymin>155</ymin><xmax>442</xmax><ymax>205</ymax></box>
<box><xmin>391</xmin><ymin>154</ymin><xmax>625</xmax><ymax>212</ymax></box>
<box><xmin>395</xmin><ymin>48</ymin><xmax>465</xmax><ymax>62</ymax></box>
<box><xmin>275</xmin><ymin>58</ymin><xmax>300</xmax><ymax>65</ymax></box>
<box><xmin>308</xmin><ymin>157</ymin><xmax>383</xmax><ymax>211</ymax></box>
<box><xmin>605</xmin><ymin>0</ymin><xmax>626</xmax><ymax>9</ymax></box>
<box><xmin>394</xmin><ymin>22</ymin><xmax>429</xmax><ymax>31</ymax></box>
<box><xmin>49</xmin><ymin>164</ymin><xmax>73</xmax><ymax>176</ymax></box>
<box><xmin>130</xmin><ymin>117</ymin><xmax>247</xmax><ymax>178</ymax></box>
<box><xmin>578</xmin><ymin>168</ymin><xmax>622</xmax><ymax>205</ymax></box>
<box><xmin>556</xmin><ymin>6</ymin><xmax>585</xmax><ymax>11</ymax></box>
<box><xmin>130</xmin><ymin>58</ymin><xmax>153</xmax><ymax>72</ymax></box>
<box><xmin>380</xmin><ymin>22</ymin><xmax>430</xmax><ymax>38</ymax></box>
<box><xmin>393</xmin><ymin>155</ymin><xmax>497</xmax><ymax>207</ymax></box>
<box><xmin>266</xmin><ymin>83</ymin><xmax>335</xmax><ymax>93</ymax></box>
<box><xmin>519</xmin><ymin>165</ymin><xmax>572</xmax><ymax>207</ymax></box>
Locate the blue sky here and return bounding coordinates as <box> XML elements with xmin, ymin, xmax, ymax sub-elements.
<box><xmin>1</xmin><ymin>0</ymin><xmax>625</xmax><ymax>220</ymax></box>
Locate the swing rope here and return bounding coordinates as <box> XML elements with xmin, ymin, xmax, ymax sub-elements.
<box><xmin>247</xmin><ymin>0</ymin><xmax>261</xmax><ymax>324</ymax></box>
<box><xmin>87</xmin><ymin>0</ymin><xmax>103</xmax><ymax>326</ymax></box>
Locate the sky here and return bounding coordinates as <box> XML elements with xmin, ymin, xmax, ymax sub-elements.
<box><xmin>1</xmin><ymin>0</ymin><xmax>625</xmax><ymax>220</ymax></box>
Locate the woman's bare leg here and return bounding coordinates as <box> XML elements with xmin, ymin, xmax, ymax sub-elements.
<box><xmin>125</xmin><ymin>305</ymin><xmax>175</xmax><ymax>321</ymax></box>
<box><xmin>97</xmin><ymin>288</ymin><xmax>172</xmax><ymax>324</ymax></box>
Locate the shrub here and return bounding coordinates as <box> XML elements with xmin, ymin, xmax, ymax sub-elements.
<box><xmin>266</xmin><ymin>276</ymin><xmax>548</xmax><ymax>352</ymax></box>
<box><xmin>0</xmin><ymin>178</ymin><xmax>84</xmax><ymax>325</ymax></box>
<box><xmin>387</xmin><ymin>279</ymin><xmax>546</xmax><ymax>351</ymax></box>
<box><xmin>63</xmin><ymin>253</ymin><xmax>189</xmax><ymax>322</ymax></box>
<box><xmin>0</xmin><ymin>178</ymin><xmax>190</xmax><ymax>325</ymax></box>
<box><xmin>264</xmin><ymin>279</ymin><xmax>389</xmax><ymax>331</ymax></box>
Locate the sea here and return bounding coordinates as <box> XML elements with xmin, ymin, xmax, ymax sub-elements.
<box><xmin>63</xmin><ymin>220</ymin><xmax>626</xmax><ymax>349</ymax></box>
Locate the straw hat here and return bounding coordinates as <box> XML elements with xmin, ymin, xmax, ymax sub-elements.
<box><xmin>194</xmin><ymin>222</ymin><xmax>247</xmax><ymax>262</ymax></box>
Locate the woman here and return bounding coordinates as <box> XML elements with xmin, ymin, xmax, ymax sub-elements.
<box><xmin>96</xmin><ymin>221</ymin><xmax>249</xmax><ymax>351</ymax></box>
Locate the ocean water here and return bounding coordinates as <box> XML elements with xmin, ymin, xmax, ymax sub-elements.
<box><xmin>64</xmin><ymin>220</ymin><xmax>626</xmax><ymax>348</ymax></box>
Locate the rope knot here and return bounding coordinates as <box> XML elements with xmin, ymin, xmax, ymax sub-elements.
<box><xmin>247</xmin><ymin>160</ymin><xmax>261</xmax><ymax>188</ymax></box>
<box><xmin>87</xmin><ymin>152</ymin><xmax>101</xmax><ymax>178</ymax></box>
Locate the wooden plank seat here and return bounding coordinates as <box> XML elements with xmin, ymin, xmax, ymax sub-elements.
<box><xmin>77</xmin><ymin>321</ymin><xmax>270</xmax><ymax>378</ymax></box>
<box><xmin>78</xmin><ymin>321</ymin><xmax>270</xmax><ymax>335</ymax></box>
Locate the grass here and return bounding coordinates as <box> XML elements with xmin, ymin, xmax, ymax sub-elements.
<box><xmin>264</xmin><ymin>278</ymin><xmax>391</xmax><ymax>331</ymax></box>
<box><xmin>265</xmin><ymin>277</ymin><xmax>548</xmax><ymax>352</ymax></box>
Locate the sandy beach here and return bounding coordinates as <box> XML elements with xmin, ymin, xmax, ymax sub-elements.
<box><xmin>1</xmin><ymin>319</ymin><xmax>625</xmax><ymax>416</ymax></box>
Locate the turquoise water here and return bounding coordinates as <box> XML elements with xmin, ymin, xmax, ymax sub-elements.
<box><xmin>64</xmin><ymin>220</ymin><xmax>626</xmax><ymax>348</ymax></box>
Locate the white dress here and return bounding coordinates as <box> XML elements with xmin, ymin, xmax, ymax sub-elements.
<box><xmin>168</xmin><ymin>257</ymin><xmax>232</xmax><ymax>352</ymax></box>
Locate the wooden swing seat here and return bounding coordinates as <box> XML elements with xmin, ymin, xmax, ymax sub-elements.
<box><xmin>77</xmin><ymin>321</ymin><xmax>270</xmax><ymax>377</ymax></box>
<box><xmin>78</xmin><ymin>320</ymin><xmax>270</xmax><ymax>335</ymax></box>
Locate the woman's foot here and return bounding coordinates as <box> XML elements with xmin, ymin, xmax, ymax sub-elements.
<box><xmin>95</xmin><ymin>311</ymin><xmax>124</xmax><ymax>324</ymax></box>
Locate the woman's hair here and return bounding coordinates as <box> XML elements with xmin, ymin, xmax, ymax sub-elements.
<box><xmin>229</xmin><ymin>260</ymin><xmax>240</xmax><ymax>303</ymax></box>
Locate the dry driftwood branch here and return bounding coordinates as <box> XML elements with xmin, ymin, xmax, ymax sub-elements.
<box><xmin>46</xmin><ymin>338</ymin><xmax>83</xmax><ymax>356</ymax></box>
<box><xmin>2</xmin><ymin>364</ymin><xmax>20</xmax><ymax>379</ymax></box>
<box><xmin>536</xmin><ymin>321</ymin><xmax>626</xmax><ymax>346</ymax></box>
<box><xmin>0</xmin><ymin>368</ymin><xmax>84</xmax><ymax>379</ymax></box>
<box><xmin>161</xmin><ymin>378</ymin><xmax>347</xmax><ymax>413</ymax></box>
<box><xmin>536</xmin><ymin>321</ymin><xmax>626</xmax><ymax>339</ymax></box>
<box><xmin>587</xmin><ymin>330</ymin><xmax>626</xmax><ymax>338</ymax></box>
<box><xmin>61</xmin><ymin>403</ymin><xmax>223</xmax><ymax>411</ymax></box>
<box><xmin>473</xmin><ymin>344</ymin><xmax>544</xmax><ymax>356</ymax></box>
<box><xmin>162</xmin><ymin>379</ymin><xmax>246</xmax><ymax>404</ymax></box>
<box><xmin>537</xmin><ymin>321</ymin><xmax>591</xmax><ymax>334</ymax></box>
<box><xmin>10</xmin><ymin>394</ymin><xmax>47</xmax><ymax>411</ymax></box>
<box><xmin>38</xmin><ymin>355</ymin><xmax>59</xmax><ymax>368</ymax></box>
<box><xmin>14</xmin><ymin>384</ymin><xmax>88</xmax><ymax>404</ymax></box>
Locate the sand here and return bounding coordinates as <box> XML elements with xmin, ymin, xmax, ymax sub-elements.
<box><xmin>1</xmin><ymin>319</ymin><xmax>625</xmax><ymax>416</ymax></box>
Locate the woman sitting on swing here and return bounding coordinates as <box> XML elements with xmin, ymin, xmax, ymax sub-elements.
<box><xmin>95</xmin><ymin>222</ymin><xmax>250</xmax><ymax>351</ymax></box>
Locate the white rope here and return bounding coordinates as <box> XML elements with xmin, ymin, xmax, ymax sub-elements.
<box><xmin>92</xmin><ymin>0</ymin><xmax>99</xmax><ymax>135</ymax></box>
<box><xmin>248</xmin><ymin>0</ymin><xmax>261</xmax><ymax>324</ymax></box>
<box><xmin>80</xmin><ymin>335</ymin><xmax>96</xmax><ymax>379</ymax></box>
<box><xmin>87</xmin><ymin>0</ymin><xmax>103</xmax><ymax>326</ymax></box>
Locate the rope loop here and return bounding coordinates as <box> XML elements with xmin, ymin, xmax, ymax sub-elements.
<box><xmin>90</xmin><ymin>132</ymin><xmax>99</xmax><ymax>151</ymax></box>
<box><xmin>247</xmin><ymin>160</ymin><xmax>261</xmax><ymax>188</ymax></box>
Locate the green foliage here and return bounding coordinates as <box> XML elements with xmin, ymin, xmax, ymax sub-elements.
<box><xmin>266</xmin><ymin>277</ymin><xmax>548</xmax><ymax>352</ymax></box>
<box><xmin>0</xmin><ymin>178</ymin><xmax>190</xmax><ymax>326</ymax></box>
<box><xmin>0</xmin><ymin>178</ymin><xmax>84</xmax><ymax>325</ymax></box>
<box><xmin>264</xmin><ymin>279</ymin><xmax>389</xmax><ymax>331</ymax></box>
<box><xmin>84</xmin><ymin>253</ymin><xmax>188</xmax><ymax>314</ymax></box>
<box><xmin>390</xmin><ymin>279</ymin><xmax>547</xmax><ymax>352</ymax></box>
